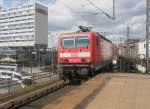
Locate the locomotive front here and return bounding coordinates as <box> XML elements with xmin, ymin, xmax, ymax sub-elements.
<box><xmin>57</xmin><ymin>32</ymin><xmax>93</xmax><ymax>83</ymax></box>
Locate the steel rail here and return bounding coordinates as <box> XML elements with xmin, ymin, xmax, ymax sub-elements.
<box><xmin>0</xmin><ymin>80</ymin><xmax>68</xmax><ymax>109</ymax></box>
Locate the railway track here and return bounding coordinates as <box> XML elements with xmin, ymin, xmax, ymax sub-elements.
<box><xmin>0</xmin><ymin>72</ymin><xmax>117</xmax><ymax>109</ymax></box>
<box><xmin>19</xmin><ymin>73</ymin><xmax>111</xmax><ymax>109</ymax></box>
<box><xmin>0</xmin><ymin>80</ymin><xmax>68</xmax><ymax>109</ymax></box>
<box><xmin>20</xmin><ymin>84</ymin><xmax>77</xmax><ymax>109</ymax></box>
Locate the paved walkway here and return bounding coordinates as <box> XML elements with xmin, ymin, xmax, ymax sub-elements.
<box><xmin>87</xmin><ymin>74</ymin><xmax>150</xmax><ymax>109</ymax></box>
<box><xmin>41</xmin><ymin>73</ymin><xmax>150</xmax><ymax>109</ymax></box>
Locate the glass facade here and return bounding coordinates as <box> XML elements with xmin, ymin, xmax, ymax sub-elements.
<box><xmin>0</xmin><ymin>4</ymin><xmax>35</xmax><ymax>46</ymax></box>
<box><xmin>0</xmin><ymin>3</ymin><xmax>48</xmax><ymax>63</ymax></box>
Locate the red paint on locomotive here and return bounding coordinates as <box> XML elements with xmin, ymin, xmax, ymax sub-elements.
<box><xmin>57</xmin><ymin>31</ymin><xmax>114</xmax><ymax>69</ymax></box>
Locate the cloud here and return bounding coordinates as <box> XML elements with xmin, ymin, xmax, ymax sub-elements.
<box><xmin>1</xmin><ymin>0</ymin><xmax>146</xmax><ymax>43</ymax></box>
<box><xmin>47</xmin><ymin>0</ymin><xmax>146</xmax><ymax>42</ymax></box>
<box><xmin>0</xmin><ymin>0</ymin><xmax>3</xmax><ymax>5</ymax></box>
<box><xmin>47</xmin><ymin>0</ymin><xmax>113</xmax><ymax>32</ymax></box>
<box><xmin>0</xmin><ymin>0</ymin><xmax>5</xmax><ymax>8</ymax></box>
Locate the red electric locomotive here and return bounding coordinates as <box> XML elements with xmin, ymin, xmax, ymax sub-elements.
<box><xmin>57</xmin><ymin>26</ymin><xmax>114</xmax><ymax>84</ymax></box>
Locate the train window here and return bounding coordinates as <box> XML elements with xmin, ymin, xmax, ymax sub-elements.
<box><xmin>61</xmin><ymin>37</ymin><xmax>74</xmax><ymax>47</ymax></box>
<box><xmin>76</xmin><ymin>36</ymin><xmax>89</xmax><ymax>47</ymax></box>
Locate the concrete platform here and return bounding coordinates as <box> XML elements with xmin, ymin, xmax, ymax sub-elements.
<box><xmin>86</xmin><ymin>74</ymin><xmax>150</xmax><ymax>109</ymax></box>
<box><xmin>38</xmin><ymin>73</ymin><xmax>150</xmax><ymax>109</ymax></box>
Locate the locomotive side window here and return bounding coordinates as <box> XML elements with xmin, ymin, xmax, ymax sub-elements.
<box><xmin>75</xmin><ymin>36</ymin><xmax>89</xmax><ymax>47</ymax></box>
<box><xmin>61</xmin><ymin>37</ymin><xmax>74</xmax><ymax>47</ymax></box>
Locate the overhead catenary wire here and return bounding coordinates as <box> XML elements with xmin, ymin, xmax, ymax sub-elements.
<box><xmin>62</xmin><ymin>3</ymin><xmax>94</xmax><ymax>27</ymax></box>
<box><xmin>76</xmin><ymin>11</ymin><xmax>103</xmax><ymax>16</ymax></box>
<box><xmin>55</xmin><ymin>0</ymin><xmax>116</xmax><ymax>33</ymax></box>
<box><xmin>86</xmin><ymin>0</ymin><xmax>115</xmax><ymax>20</ymax></box>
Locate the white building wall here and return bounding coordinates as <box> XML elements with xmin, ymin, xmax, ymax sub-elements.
<box><xmin>138</xmin><ymin>40</ymin><xmax>150</xmax><ymax>57</ymax></box>
<box><xmin>0</xmin><ymin>3</ymin><xmax>48</xmax><ymax>47</ymax></box>
<box><xmin>0</xmin><ymin>4</ymin><xmax>35</xmax><ymax>47</ymax></box>
<box><xmin>35</xmin><ymin>3</ymin><xmax>48</xmax><ymax>45</ymax></box>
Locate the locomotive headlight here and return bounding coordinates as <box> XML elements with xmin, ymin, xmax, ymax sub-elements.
<box><xmin>81</xmin><ymin>58</ymin><xmax>90</xmax><ymax>63</ymax></box>
<box><xmin>64</xmin><ymin>59</ymin><xmax>69</xmax><ymax>62</ymax></box>
<box><xmin>81</xmin><ymin>58</ymin><xmax>85</xmax><ymax>62</ymax></box>
<box><xmin>60</xmin><ymin>58</ymin><xmax>69</xmax><ymax>63</ymax></box>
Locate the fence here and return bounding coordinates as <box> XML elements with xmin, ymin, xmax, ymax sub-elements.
<box><xmin>0</xmin><ymin>51</ymin><xmax>59</xmax><ymax>100</ymax></box>
<box><xmin>117</xmin><ymin>56</ymin><xmax>150</xmax><ymax>73</ymax></box>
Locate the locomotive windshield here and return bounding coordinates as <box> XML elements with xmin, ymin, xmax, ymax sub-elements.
<box><xmin>61</xmin><ymin>36</ymin><xmax>89</xmax><ymax>48</ymax></box>
<box><xmin>62</xmin><ymin>37</ymin><xmax>74</xmax><ymax>47</ymax></box>
<box><xmin>76</xmin><ymin>36</ymin><xmax>89</xmax><ymax>47</ymax></box>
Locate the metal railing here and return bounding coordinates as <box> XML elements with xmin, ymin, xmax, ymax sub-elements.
<box><xmin>0</xmin><ymin>61</ymin><xmax>59</xmax><ymax>100</ymax></box>
<box><xmin>118</xmin><ymin>56</ymin><xmax>150</xmax><ymax>73</ymax></box>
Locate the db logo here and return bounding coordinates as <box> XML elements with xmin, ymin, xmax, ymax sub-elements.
<box><xmin>71</xmin><ymin>53</ymin><xmax>78</xmax><ymax>57</ymax></box>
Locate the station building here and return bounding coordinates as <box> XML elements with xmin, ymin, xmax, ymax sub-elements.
<box><xmin>0</xmin><ymin>2</ymin><xmax>48</xmax><ymax>64</ymax></box>
<box><xmin>138</xmin><ymin>40</ymin><xmax>150</xmax><ymax>58</ymax></box>
<box><xmin>118</xmin><ymin>39</ymin><xmax>140</xmax><ymax>58</ymax></box>
<box><xmin>117</xmin><ymin>38</ymin><xmax>150</xmax><ymax>59</ymax></box>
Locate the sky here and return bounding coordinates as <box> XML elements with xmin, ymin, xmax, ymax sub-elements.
<box><xmin>0</xmin><ymin>0</ymin><xmax>146</xmax><ymax>43</ymax></box>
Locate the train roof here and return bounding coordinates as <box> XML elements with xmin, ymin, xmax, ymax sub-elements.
<box><xmin>96</xmin><ymin>32</ymin><xmax>113</xmax><ymax>44</ymax></box>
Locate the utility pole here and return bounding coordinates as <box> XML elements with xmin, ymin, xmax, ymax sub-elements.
<box><xmin>126</xmin><ymin>26</ymin><xmax>130</xmax><ymax>57</ymax></box>
<box><xmin>127</xmin><ymin>26</ymin><xmax>130</xmax><ymax>39</ymax></box>
<box><xmin>51</xmin><ymin>33</ymin><xmax>54</xmax><ymax>74</ymax></box>
<box><xmin>146</xmin><ymin>0</ymin><xmax>150</xmax><ymax>58</ymax></box>
<box><xmin>126</xmin><ymin>26</ymin><xmax>130</xmax><ymax>72</ymax></box>
<box><xmin>146</xmin><ymin>0</ymin><xmax>150</xmax><ymax>73</ymax></box>
<box><xmin>113</xmin><ymin>0</ymin><xmax>115</xmax><ymax>19</ymax></box>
